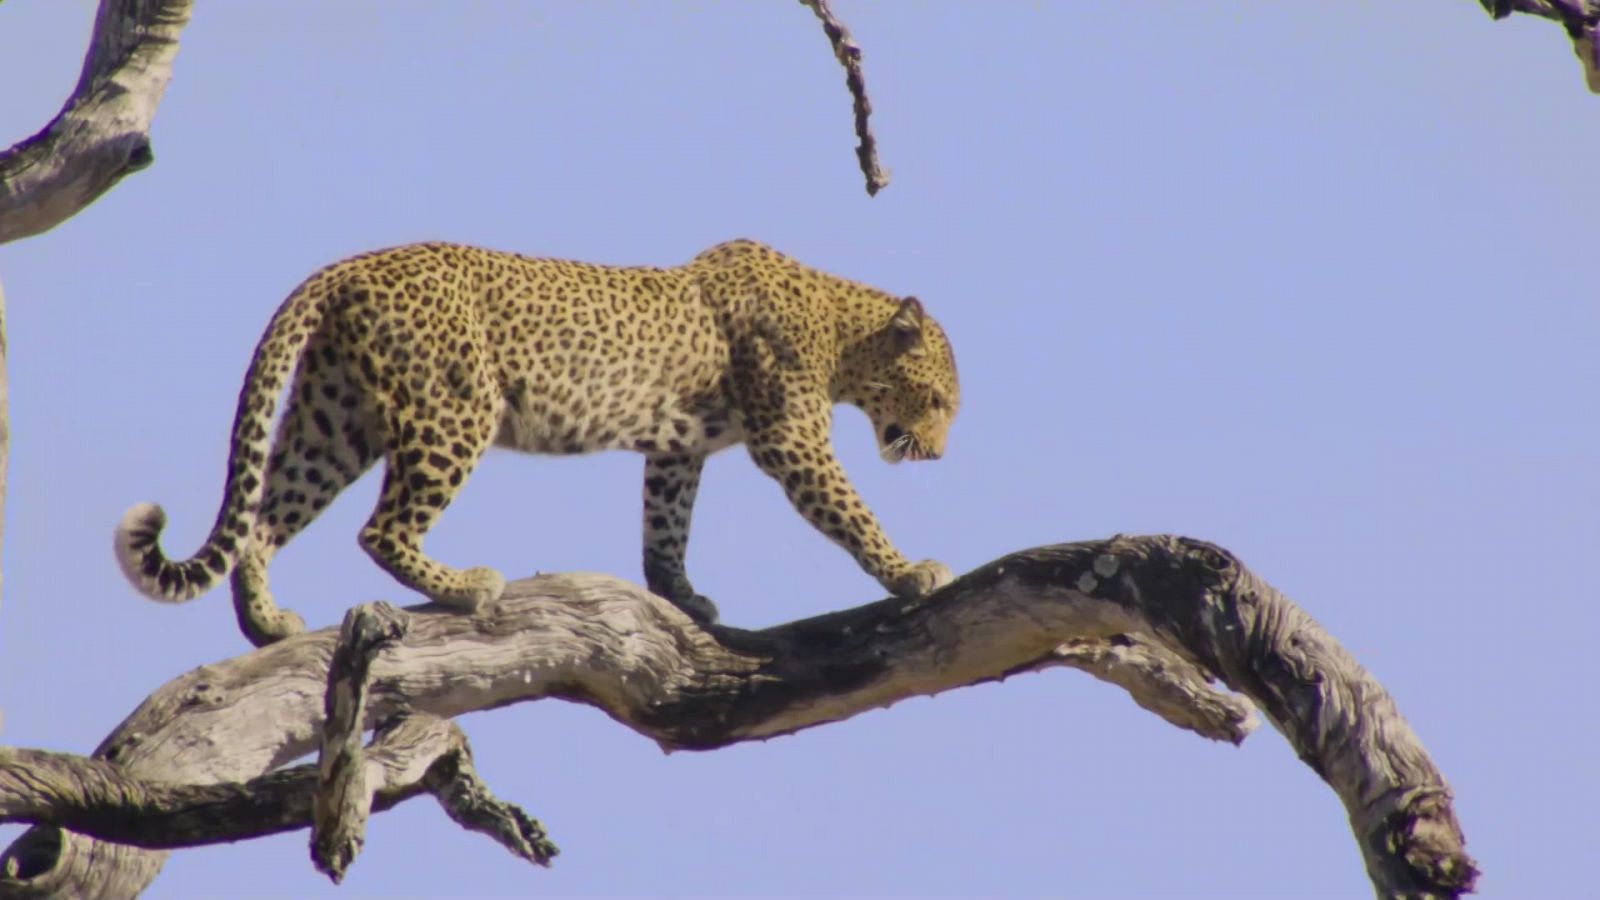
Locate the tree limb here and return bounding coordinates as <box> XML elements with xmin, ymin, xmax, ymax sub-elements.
<box><xmin>0</xmin><ymin>716</ymin><xmax>531</xmax><ymax>856</ymax></box>
<box><xmin>0</xmin><ymin>606</ymin><xmax>555</xmax><ymax>884</ymax></box>
<box><xmin>312</xmin><ymin>603</ymin><xmax>410</xmax><ymax>880</ymax></box>
<box><xmin>0</xmin><ymin>0</ymin><xmax>194</xmax><ymax>245</ymax></box>
<box><xmin>309</xmin><ymin>602</ymin><xmax>558</xmax><ymax>882</ymax></box>
<box><xmin>1481</xmin><ymin>0</ymin><xmax>1600</xmax><ymax>91</ymax></box>
<box><xmin>0</xmin><ymin>536</ymin><xmax>1476</xmax><ymax>898</ymax></box>
<box><xmin>799</xmin><ymin>0</ymin><xmax>889</xmax><ymax>196</ymax></box>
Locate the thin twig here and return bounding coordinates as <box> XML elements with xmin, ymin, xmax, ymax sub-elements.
<box><xmin>799</xmin><ymin>0</ymin><xmax>889</xmax><ymax>195</ymax></box>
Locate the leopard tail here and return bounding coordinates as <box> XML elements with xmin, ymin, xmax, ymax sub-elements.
<box><xmin>113</xmin><ymin>274</ymin><xmax>335</xmax><ymax>603</ymax></box>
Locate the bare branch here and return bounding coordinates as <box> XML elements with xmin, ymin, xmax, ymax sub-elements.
<box><xmin>0</xmin><ymin>0</ymin><xmax>195</xmax><ymax>245</ymax></box>
<box><xmin>0</xmin><ymin>714</ymin><xmax>550</xmax><ymax>859</ymax></box>
<box><xmin>312</xmin><ymin>603</ymin><xmax>410</xmax><ymax>881</ymax></box>
<box><xmin>799</xmin><ymin>0</ymin><xmax>889</xmax><ymax>196</ymax></box>
<box><xmin>0</xmin><ymin>536</ymin><xmax>1476</xmax><ymax>897</ymax></box>
<box><xmin>307</xmin><ymin>602</ymin><xmax>556</xmax><ymax>883</ymax></box>
<box><xmin>1482</xmin><ymin>0</ymin><xmax>1600</xmax><ymax>91</ymax></box>
<box><xmin>1044</xmin><ymin>635</ymin><xmax>1259</xmax><ymax>745</ymax></box>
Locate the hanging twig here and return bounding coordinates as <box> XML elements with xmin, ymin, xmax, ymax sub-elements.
<box><xmin>799</xmin><ymin>0</ymin><xmax>890</xmax><ymax>195</ymax></box>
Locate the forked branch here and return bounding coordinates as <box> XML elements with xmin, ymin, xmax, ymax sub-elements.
<box><xmin>0</xmin><ymin>600</ymin><xmax>555</xmax><ymax>887</ymax></box>
<box><xmin>0</xmin><ymin>536</ymin><xmax>1476</xmax><ymax>898</ymax></box>
<box><xmin>310</xmin><ymin>602</ymin><xmax>556</xmax><ymax>882</ymax></box>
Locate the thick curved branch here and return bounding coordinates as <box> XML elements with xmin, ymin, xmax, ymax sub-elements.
<box><xmin>799</xmin><ymin>0</ymin><xmax>889</xmax><ymax>195</ymax></box>
<box><xmin>0</xmin><ymin>0</ymin><xmax>194</xmax><ymax>245</ymax></box>
<box><xmin>0</xmin><ymin>536</ymin><xmax>1475</xmax><ymax>898</ymax></box>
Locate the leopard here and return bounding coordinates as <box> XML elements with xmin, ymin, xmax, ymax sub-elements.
<box><xmin>114</xmin><ymin>238</ymin><xmax>960</xmax><ymax>647</ymax></box>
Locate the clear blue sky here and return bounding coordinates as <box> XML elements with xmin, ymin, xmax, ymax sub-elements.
<box><xmin>1</xmin><ymin>2</ymin><xmax>1594</xmax><ymax>897</ymax></box>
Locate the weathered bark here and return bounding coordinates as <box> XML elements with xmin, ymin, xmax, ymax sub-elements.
<box><xmin>309</xmin><ymin>602</ymin><xmax>557</xmax><ymax>882</ymax></box>
<box><xmin>312</xmin><ymin>604</ymin><xmax>412</xmax><ymax>881</ymax></box>
<box><xmin>0</xmin><ymin>0</ymin><xmax>194</xmax><ymax>245</ymax></box>
<box><xmin>1481</xmin><ymin>0</ymin><xmax>1600</xmax><ymax>90</ymax></box>
<box><xmin>0</xmin><ymin>714</ymin><xmax>522</xmax><ymax>855</ymax></box>
<box><xmin>0</xmin><ymin>537</ymin><xmax>1476</xmax><ymax>898</ymax></box>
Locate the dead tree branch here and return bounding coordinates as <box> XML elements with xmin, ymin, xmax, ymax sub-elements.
<box><xmin>312</xmin><ymin>603</ymin><xmax>410</xmax><ymax>880</ymax></box>
<box><xmin>0</xmin><ymin>604</ymin><xmax>555</xmax><ymax>886</ymax></box>
<box><xmin>0</xmin><ymin>0</ymin><xmax>194</xmax><ymax>245</ymax></box>
<box><xmin>1481</xmin><ymin>0</ymin><xmax>1600</xmax><ymax>90</ymax></box>
<box><xmin>0</xmin><ymin>715</ymin><xmax>541</xmax><ymax>860</ymax></box>
<box><xmin>309</xmin><ymin>602</ymin><xmax>557</xmax><ymax>882</ymax></box>
<box><xmin>799</xmin><ymin>0</ymin><xmax>889</xmax><ymax>196</ymax></box>
<box><xmin>0</xmin><ymin>536</ymin><xmax>1476</xmax><ymax>898</ymax></box>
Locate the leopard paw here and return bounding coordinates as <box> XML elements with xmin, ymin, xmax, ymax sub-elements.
<box><xmin>668</xmin><ymin>590</ymin><xmax>720</xmax><ymax>625</ymax></box>
<box><xmin>888</xmin><ymin>559</ymin><xmax>955</xmax><ymax>600</ymax></box>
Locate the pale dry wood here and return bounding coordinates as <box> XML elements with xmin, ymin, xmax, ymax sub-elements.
<box><xmin>0</xmin><ymin>536</ymin><xmax>1476</xmax><ymax>898</ymax></box>
<box><xmin>307</xmin><ymin>602</ymin><xmax>555</xmax><ymax>882</ymax></box>
<box><xmin>0</xmin><ymin>0</ymin><xmax>194</xmax><ymax>245</ymax></box>
<box><xmin>312</xmin><ymin>603</ymin><xmax>410</xmax><ymax>881</ymax></box>
<box><xmin>0</xmin><ymin>714</ymin><xmax>551</xmax><ymax>863</ymax></box>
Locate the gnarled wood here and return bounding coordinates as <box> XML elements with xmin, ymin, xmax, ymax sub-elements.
<box><xmin>0</xmin><ymin>0</ymin><xmax>194</xmax><ymax>245</ymax></box>
<box><xmin>1480</xmin><ymin>0</ymin><xmax>1600</xmax><ymax>90</ymax></box>
<box><xmin>308</xmin><ymin>602</ymin><xmax>556</xmax><ymax>883</ymax></box>
<box><xmin>312</xmin><ymin>603</ymin><xmax>411</xmax><ymax>881</ymax></box>
<box><xmin>0</xmin><ymin>536</ymin><xmax>1476</xmax><ymax>898</ymax></box>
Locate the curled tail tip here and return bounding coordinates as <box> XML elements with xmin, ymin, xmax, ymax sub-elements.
<box><xmin>115</xmin><ymin>501</ymin><xmax>166</xmax><ymax>558</ymax></box>
<box><xmin>114</xmin><ymin>502</ymin><xmax>169</xmax><ymax>600</ymax></box>
<box><xmin>119</xmin><ymin>501</ymin><xmax>166</xmax><ymax>534</ymax></box>
<box><xmin>114</xmin><ymin>502</ymin><xmax>217</xmax><ymax>604</ymax></box>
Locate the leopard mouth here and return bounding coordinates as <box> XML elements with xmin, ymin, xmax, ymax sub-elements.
<box><xmin>879</xmin><ymin>425</ymin><xmax>937</xmax><ymax>463</ymax></box>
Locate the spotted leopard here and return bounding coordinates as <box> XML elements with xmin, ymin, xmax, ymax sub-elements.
<box><xmin>115</xmin><ymin>239</ymin><xmax>959</xmax><ymax>645</ymax></box>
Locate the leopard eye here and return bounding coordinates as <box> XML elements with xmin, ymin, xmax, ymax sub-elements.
<box><xmin>931</xmin><ymin>392</ymin><xmax>947</xmax><ymax>411</ymax></box>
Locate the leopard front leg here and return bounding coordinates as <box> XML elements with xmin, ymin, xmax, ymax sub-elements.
<box><xmin>745</xmin><ymin>423</ymin><xmax>952</xmax><ymax>602</ymax></box>
<box><xmin>642</xmin><ymin>452</ymin><xmax>719</xmax><ymax>624</ymax></box>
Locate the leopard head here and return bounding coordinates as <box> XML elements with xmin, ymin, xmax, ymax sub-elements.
<box><xmin>845</xmin><ymin>297</ymin><xmax>959</xmax><ymax>464</ymax></box>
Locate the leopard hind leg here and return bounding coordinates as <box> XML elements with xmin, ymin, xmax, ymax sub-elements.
<box><xmin>352</xmin><ymin>336</ymin><xmax>507</xmax><ymax>612</ymax></box>
<box><xmin>358</xmin><ymin>406</ymin><xmax>504</xmax><ymax>610</ymax></box>
<box><xmin>232</xmin><ymin>344</ymin><xmax>381</xmax><ymax>646</ymax></box>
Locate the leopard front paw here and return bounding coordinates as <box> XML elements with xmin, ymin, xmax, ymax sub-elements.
<box><xmin>887</xmin><ymin>559</ymin><xmax>955</xmax><ymax>600</ymax></box>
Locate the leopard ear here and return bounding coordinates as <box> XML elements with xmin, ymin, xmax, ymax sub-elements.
<box><xmin>887</xmin><ymin>296</ymin><xmax>925</xmax><ymax>355</ymax></box>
